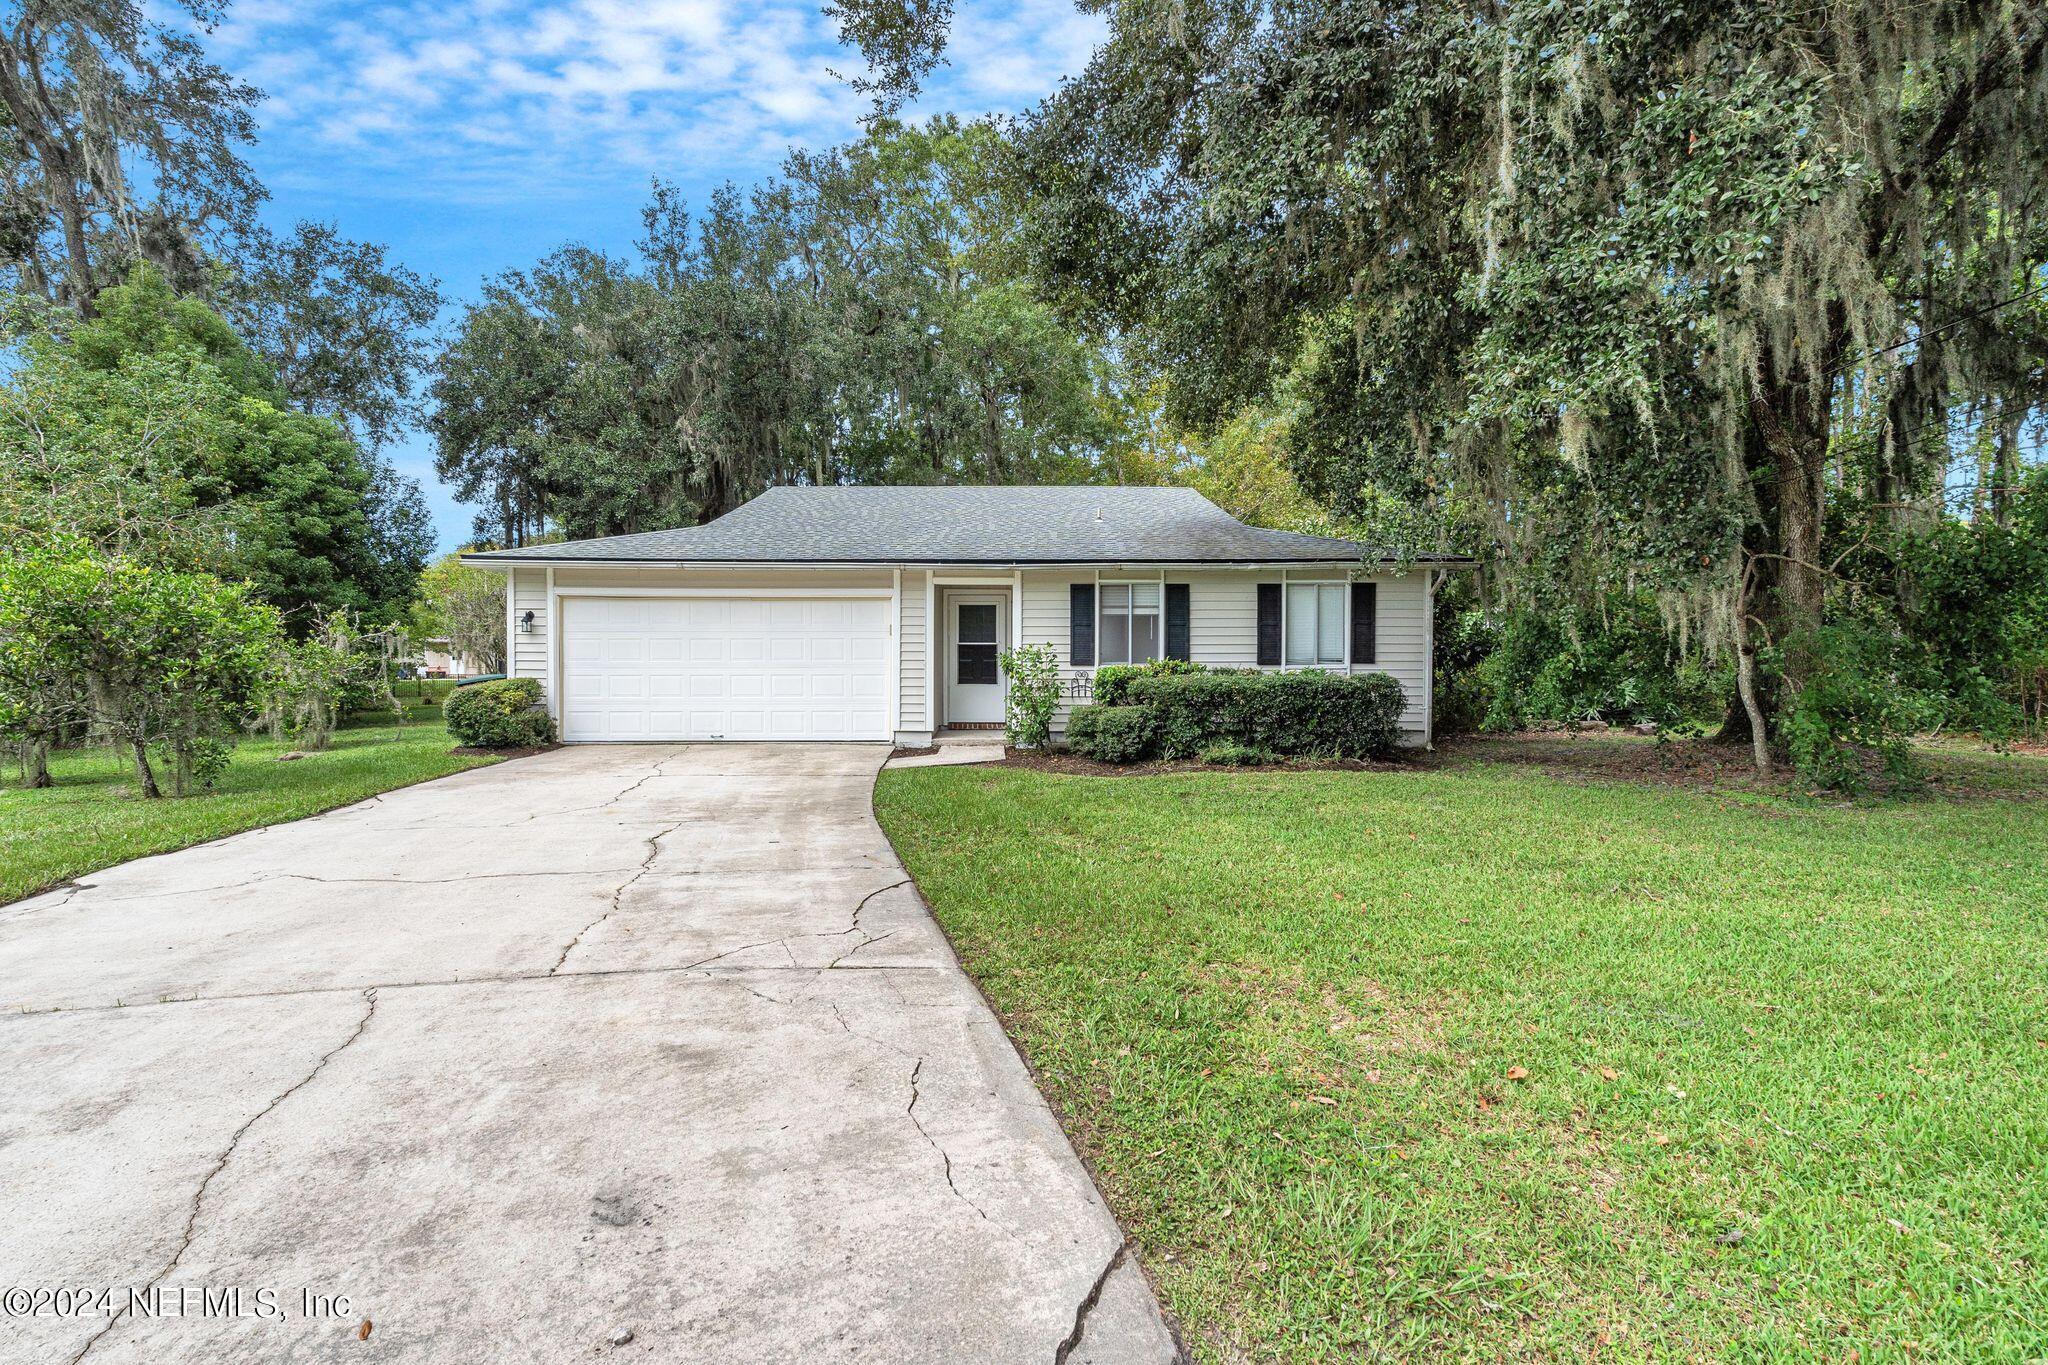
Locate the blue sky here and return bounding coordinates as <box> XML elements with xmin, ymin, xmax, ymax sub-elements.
<box><xmin>206</xmin><ymin>0</ymin><xmax>1105</xmax><ymax>549</ymax></box>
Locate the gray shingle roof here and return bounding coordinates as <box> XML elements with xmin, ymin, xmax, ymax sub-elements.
<box><xmin>462</xmin><ymin>486</ymin><xmax>1458</xmax><ymax>565</ymax></box>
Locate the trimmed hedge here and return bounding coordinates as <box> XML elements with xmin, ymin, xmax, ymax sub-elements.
<box><xmin>1093</xmin><ymin>657</ymin><xmax>1204</xmax><ymax>706</ymax></box>
<box><xmin>444</xmin><ymin>677</ymin><xmax>557</xmax><ymax>748</ymax></box>
<box><xmin>1125</xmin><ymin>670</ymin><xmax>1406</xmax><ymax>760</ymax></box>
<box><xmin>1066</xmin><ymin>704</ymin><xmax>1158</xmax><ymax>763</ymax></box>
<box><xmin>1199</xmin><ymin>739</ymin><xmax>1272</xmax><ymax>766</ymax></box>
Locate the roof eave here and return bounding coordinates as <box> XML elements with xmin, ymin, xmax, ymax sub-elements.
<box><xmin>458</xmin><ymin>553</ymin><xmax>1477</xmax><ymax>568</ymax></box>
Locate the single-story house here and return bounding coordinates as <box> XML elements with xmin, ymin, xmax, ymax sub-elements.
<box><xmin>417</xmin><ymin>636</ymin><xmax>486</xmax><ymax>679</ymax></box>
<box><xmin>461</xmin><ymin>486</ymin><xmax>1469</xmax><ymax>747</ymax></box>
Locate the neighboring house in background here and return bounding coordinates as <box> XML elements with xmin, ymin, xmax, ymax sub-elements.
<box><xmin>462</xmin><ymin>486</ymin><xmax>1471</xmax><ymax>747</ymax></box>
<box><xmin>418</xmin><ymin>637</ymin><xmax>485</xmax><ymax>678</ymax></box>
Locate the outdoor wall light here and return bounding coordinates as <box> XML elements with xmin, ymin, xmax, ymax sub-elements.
<box><xmin>519</xmin><ymin>609</ymin><xmax>536</xmax><ymax>634</ymax></box>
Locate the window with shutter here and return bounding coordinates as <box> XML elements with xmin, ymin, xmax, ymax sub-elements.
<box><xmin>1069</xmin><ymin>582</ymin><xmax>1095</xmax><ymax>666</ymax></box>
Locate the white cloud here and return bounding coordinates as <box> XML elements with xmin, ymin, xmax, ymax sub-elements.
<box><xmin>207</xmin><ymin>0</ymin><xmax>1104</xmax><ymax>206</ymax></box>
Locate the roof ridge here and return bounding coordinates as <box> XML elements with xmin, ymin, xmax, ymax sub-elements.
<box><xmin>456</xmin><ymin>482</ymin><xmax>1468</xmax><ymax>565</ymax></box>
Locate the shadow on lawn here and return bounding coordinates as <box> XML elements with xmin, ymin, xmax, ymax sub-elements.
<box><xmin>1431</xmin><ymin>730</ymin><xmax>2048</xmax><ymax>802</ymax></box>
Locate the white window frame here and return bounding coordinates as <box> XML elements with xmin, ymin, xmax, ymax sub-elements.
<box><xmin>1283</xmin><ymin>581</ymin><xmax>1347</xmax><ymax>666</ymax></box>
<box><xmin>1097</xmin><ymin>580</ymin><xmax>1163</xmax><ymax>666</ymax></box>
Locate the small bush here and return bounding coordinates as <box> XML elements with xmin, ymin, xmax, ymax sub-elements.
<box><xmin>1066</xmin><ymin>704</ymin><xmax>1157</xmax><ymax>763</ymax></box>
<box><xmin>998</xmin><ymin>643</ymin><xmax>1062</xmax><ymax>748</ymax></box>
<box><xmin>1783</xmin><ymin>622</ymin><xmax>1942</xmax><ymax>792</ymax></box>
<box><xmin>1199</xmin><ymin>739</ymin><xmax>1272</xmax><ymax>766</ymax></box>
<box><xmin>444</xmin><ymin>677</ymin><xmax>556</xmax><ymax>748</ymax></box>
<box><xmin>1093</xmin><ymin>657</ymin><xmax>1204</xmax><ymax>706</ymax></box>
<box><xmin>1127</xmin><ymin>670</ymin><xmax>1407</xmax><ymax>759</ymax></box>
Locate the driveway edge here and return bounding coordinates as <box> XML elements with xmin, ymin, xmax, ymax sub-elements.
<box><xmin>867</xmin><ymin>764</ymin><xmax>1194</xmax><ymax>1365</ymax></box>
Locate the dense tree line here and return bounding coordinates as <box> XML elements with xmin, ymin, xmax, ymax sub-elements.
<box><xmin>833</xmin><ymin>0</ymin><xmax>2048</xmax><ymax>784</ymax></box>
<box><xmin>0</xmin><ymin>0</ymin><xmax>447</xmax><ymax>794</ymax></box>
<box><xmin>0</xmin><ymin>0</ymin><xmax>443</xmax><ymax>516</ymax></box>
<box><xmin>430</xmin><ymin>118</ymin><xmax>1114</xmax><ymax>545</ymax></box>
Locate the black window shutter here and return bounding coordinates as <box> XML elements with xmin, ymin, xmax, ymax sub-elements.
<box><xmin>1070</xmin><ymin>582</ymin><xmax>1095</xmax><ymax>666</ymax></box>
<box><xmin>1256</xmin><ymin>583</ymin><xmax>1282</xmax><ymax>666</ymax></box>
<box><xmin>1165</xmin><ymin>583</ymin><xmax>1190</xmax><ymax>661</ymax></box>
<box><xmin>1351</xmin><ymin>582</ymin><xmax>1378</xmax><ymax>666</ymax></box>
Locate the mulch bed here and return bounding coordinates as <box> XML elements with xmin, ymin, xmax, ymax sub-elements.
<box><xmin>1437</xmin><ymin>731</ymin><xmax>2048</xmax><ymax>801</ymax></box>
<box><xmin>957</xmin><ymin>731</ymin><xmax>2047</xmax><ymax>800</ymax></box>
<box><xmin>997</xmin><ymin>746</ymin><xmax>1412</xmax><ymax>778</ymax></box>
<box><xmin>450</xmin><ymin>743</ymin><xmax>562</xmax><ymax>759</ymax></box>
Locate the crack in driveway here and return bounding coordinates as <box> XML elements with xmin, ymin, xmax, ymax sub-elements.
<box><xmin>550</xmin><ymin>821</ymin><xmax>684</xmax><ymax>975</ymax></box>
<box><xmin>68</xmin><ymin>989</ymin><xmax>381</xmax><ymax>1364</ymax></box>
<box><xmin>905</xmin><ymin>1057</ymin><xmax>998</xmax><ymax>1227</ymax></box>
<box><xmin>1053</xmin><ymin>1238</ymin><xmax>1134</xmax><ymax>1365</ymax></box>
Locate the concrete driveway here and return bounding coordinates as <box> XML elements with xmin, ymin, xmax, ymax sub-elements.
<box><xmin>0</xmin><ymin>745</ymin><xmax>1178</xmax><ymax>1364</ymax></box>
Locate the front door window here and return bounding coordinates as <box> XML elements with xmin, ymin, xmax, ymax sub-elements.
<box><xmin>956</xmin><ymin>603</ymin><xmax>999</xmax><ymax>683</ymax></box>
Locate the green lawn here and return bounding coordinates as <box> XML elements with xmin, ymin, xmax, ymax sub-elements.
<box><xmin>875</xmin><ymin>748</ymin><xmax>2048</xmax><ymax>1362</ymax></box>
<box><xmin>0</xmin><ymin>719</ymin><xmax>499</xmax><ymax>905</ymax></box>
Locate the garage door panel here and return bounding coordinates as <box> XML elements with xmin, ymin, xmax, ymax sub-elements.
<box><xmin>562</xmin><ymin>596</ymin><xmax>889</xmax><ymax>742</ymax></box>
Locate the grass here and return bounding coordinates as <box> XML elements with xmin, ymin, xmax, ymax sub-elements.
<box><xmin>0</xmin><ymin>715</ymin><xmax>499</xmax><ymax>905</ymax></box>
<box><xmin>874</xmin><ymin>742</ymin><xmax>2048</xmax><ymax>1362</ymax></box>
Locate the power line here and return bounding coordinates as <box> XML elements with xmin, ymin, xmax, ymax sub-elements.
<box><xmin>1856</xmin><ymin>278</ymin><xmax>2048</xmax><ymax>367</ymax></box>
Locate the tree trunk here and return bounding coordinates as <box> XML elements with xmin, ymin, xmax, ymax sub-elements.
<box><xmin>1751</xmin><ymin>332</ymin><xmax>1839</xmax><ymax>705</ymax></box>
<box><xmin>130</xmin><ymin>738</ymin><xmax>161</xmax><ymax>799</ymax></box>
<box><xmin>19</xmin><ymin>738</ymin><xmax>52</xmax><ymax>789</ymax></box>
<box><xmin>1731</xmin><ymin>568</ymin><xmax>1772</xmax><ymax>775</ymax></box>
<box><xmin>1991</xmin><ymin>413</ymin><xmax>2019</xmax><ymax>528</ymax></box>
<box><xmin>1774</xmin><ymin>431</ymin><xmax>1827</xmax><ymax>696</ymax></box>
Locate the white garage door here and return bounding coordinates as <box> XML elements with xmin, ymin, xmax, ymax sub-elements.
<box><xmin>561</xmin><ymin>596</ymin><xmax>890</xmax><ymax>742</ymax></box>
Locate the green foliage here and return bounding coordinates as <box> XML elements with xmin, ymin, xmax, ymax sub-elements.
<box><xmin>217</xmin><ymin>221</ymin><xmax>444</xmax><ymax>450</ymax></box>
<box><xmin>0</xmin><ymin>542</ymin><xmax>283</xmax><ymax>797</ymax></box>
<box><xmin>848</xmin><ymin>0</ymin><xmax>2048</xmax><ymax>764</ymax></box>
<box><xmin>1065</xmin><ymin>704</ymin><xmax>1157</xmax><ymax>764</ymax></box>
<box><xmin>1126</xmin><ymin>671</ymin><xmax>1406</xmax><ymax>760</ymax></box>
<box><xmin>1198</xmin><ymin>739</ymin><xmax>1272</xmax><ymax>766</ymax></box>
<box><xmin>1862</xmin><ymin>473</ymin><xmax>2048</xmax><ymax>740</ymax></box>
<box><xmin>1783</xmin><ymin>622</ymin><xmax>1946</xmax><ymax>793</ymax></box>
<box><xmin>996</xmin><ymin>643</ymin><xmax>1062</xmax><ymax>749</ymax></box>
<box><xmin>265</xmin><ymin>610</ymin><xmax>408</xmax><ymax>751</ymax></box>
<box><xmin>1471</xmin><ymin>599</ymin><xmax>1727</xmax><ymax>733</ymax></box>
<box><xmin>433</xmin><ymin>118</ymin><xmax>1114</xmax><ymax>545</ymax></box>
<box><xmin>1092</xmin><ymin>657</ymin><xmax>1204</xmax><ymax>707</ymax></box>
<box><xmin>0</xmin><ymin>0</ymin><xmax>263</xmax><ymax>309</ymax></box>
<box><xmin>0</xmin><ymin>267</ymin><xmax>432</xmax><ymax>621</ymax></box>
<box><xmin>1430</xmin><ymin>603</ymin><xmax>1498</xmax><ymax>738</ymax></box>
<box><xmin>412</xmin><ymin>553</ymin><xmax>508</xmax><ymax>676</ymax></box>
<box><xmin>443</xmin><ymin>678</ymin><xmax>556</xmax><ymax>749</ymax></box>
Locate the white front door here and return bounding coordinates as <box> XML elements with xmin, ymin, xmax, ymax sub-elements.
<box><xmin>944</xmin><ymin>594</ymin><xmax>1008</xmax><ymax>725</ymax></box>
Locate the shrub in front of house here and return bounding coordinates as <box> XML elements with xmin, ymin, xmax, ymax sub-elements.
<box><xmin>1125</xmin><ymin>670</ymin><xmax>1406</xmax><ymax>760</ymax></box>
<box><xmin>1065</xmin><ymin>704</ymin><xmax>1158</xmax><ymax>763</ymax></box>
<box><xmin>1093</xmin><ymin>657</ymin><xmax>1205</xmax><ymax>706</ymax></box>
<box><xmin>1198</xmin><ymin>739</ymin><xmax>1272</xmax><ymax>766</ymax></box>
<box><xmin>444</xmin><ymin>677</ymin><xmax>557</xmax><ymax>748</ymax></box>
<box><xmin>998</xmin><ymin>643</ymin><xmax>1063</xmax><ymax>748</ymax></box>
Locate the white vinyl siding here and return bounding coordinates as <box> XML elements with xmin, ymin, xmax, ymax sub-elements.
<box><xmin>509</xmin><ymin>569</ymin><xmax>548</xmax><ymax>683</ymax></box>
<box><xmin>1369</xmin><ymin>572</ymin><xmax>1431</xmax><ymax>736</ymax></box>
<box><xmin>899</xmin><ymin>569</ymin><xmax>929</xmax><ymax>732</ymax></box>
<box><xmin>489</xmin><ymin>561</ymin><xmax>1435</xmax><ymax>745</ymax></box>
<box><xmin>1181</xmin><ymin>572</ymin><xmax>1260</xmax><ymax>665</ymax></box>
<box><xmin>552</xmin><ymin>566</ymin><xmax>892</xmax><ymax>591</ymax></box>
<box><xmin>1020</xmin><ymin>570</ymin><xmax>1089</xmax><ymax>730</ymax></box>
<box><xmin>1015</xmin><ymin>567</ymin><xmax>1432</xmax><ymax>744</ymax></box>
